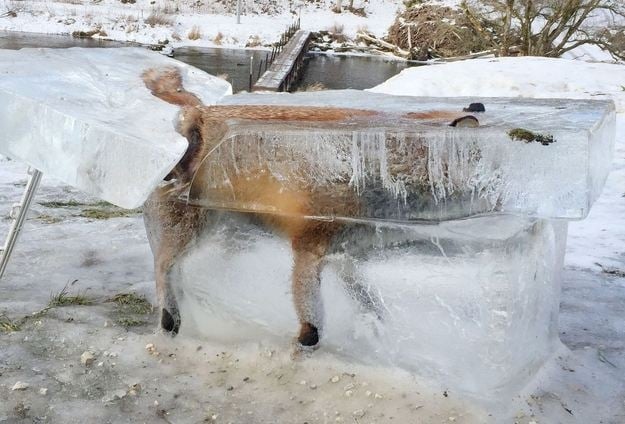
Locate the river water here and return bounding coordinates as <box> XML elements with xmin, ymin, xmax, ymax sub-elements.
<box><xmin>0</xmin><ymin>31</ymin><xmax>414</xmax><ymax>92</ymax></box>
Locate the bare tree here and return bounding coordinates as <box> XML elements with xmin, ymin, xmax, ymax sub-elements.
<box><xmin>461</xmin><ymin>0</ymin><xmax>625</xmax><ymax>59</ymax></box>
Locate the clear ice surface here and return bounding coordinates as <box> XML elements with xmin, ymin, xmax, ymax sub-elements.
<box><xmin>0</xmin><ymin>47</ymin><xmax>232</xmax><ymax>208</ymax></box>
<box><xmin>188</xmin><ymin>90</ymin><xmax>615</xmax><ymax>221</ymax></box>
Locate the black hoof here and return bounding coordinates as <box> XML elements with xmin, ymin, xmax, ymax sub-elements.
<box><xmin>161</xmin><ymin>308</ymin><xmax>179</xmax><ymax>335</ymax></box>
<box><xmin>298</xmin><ymin>323</ymin><xmax>319</xmax><ymax>347</ymax></box>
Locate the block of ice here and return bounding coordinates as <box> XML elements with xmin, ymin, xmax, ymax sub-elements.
<box><xmin>164</xmin><ymin>89</ymin><xmax>614</xmax><ymax>397</ymax></box>
<box><xmin>184</xmin><ymin>90</ymin><xmax>614</xmax><ymax>221</ymax></box>
<box><xmin>0</xmin><ymin>47</ymin><xmax>232</xmax><ymax>208</ymax></box>
<box><xmin>176</xmin><ymin>213</ymin><xmax>567</xmax><ymax>396</ymax></box>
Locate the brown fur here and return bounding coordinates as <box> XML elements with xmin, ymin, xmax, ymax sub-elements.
<box><xmin>141</xmin><ymin>67</ymin><xmax>468</xmax><ymax>346</ymax></box>
<box><xmin>403</xmin><ymin>110</ymin><xmax>465</xmax><ymax>120</ymax></box>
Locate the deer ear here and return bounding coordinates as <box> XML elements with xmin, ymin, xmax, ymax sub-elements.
<box><xmin>462</xmin><ymin>102</ymin><xmax>486</xmax><ymax>113</ymax></box>
<box><xmin>450</xmin><ymin>115</ymin><xmax>480</xmax><ymax>128</ymax></box>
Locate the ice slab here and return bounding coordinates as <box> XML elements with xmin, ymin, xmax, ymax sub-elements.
<box><xmin>185</xmin><ymin>90</ymin><xmax>614</xmax><ymax>221</ymax></box>
<box><xmin>176</xmin><ymin>213</ymin><xmax>568</xmax><ymax>396</ymax></box>
<box><xmin>0</xmin><ymin>47</ymin><xmax>232</xmax><ymax>208</ymax></box>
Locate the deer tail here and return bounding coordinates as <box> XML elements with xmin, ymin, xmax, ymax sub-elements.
<box><xmin>141</xmin><ymin>66</ymin><xmax>203</xmax><ymax>107</ymax></box>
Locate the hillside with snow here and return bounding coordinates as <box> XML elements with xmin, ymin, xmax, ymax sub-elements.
<box><xmin>0</xmin><ymin>0</ymin><xmax>402</xmax><ymax>48</ymax></box>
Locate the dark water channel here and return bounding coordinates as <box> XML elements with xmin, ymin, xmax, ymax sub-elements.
<box><xmin>0</xmin><ymin>30</ymin><xmax>126</xmax><ymax>49</ymax></box>
<box><xmin>300</xmin><ymin>53</ymin><xmax>413</xmax><ymax>90</ymax></box>
<box><xmin>0</xmin><ymin>31</ymin><xmax>414</xmax><ymax>92</ymax></box>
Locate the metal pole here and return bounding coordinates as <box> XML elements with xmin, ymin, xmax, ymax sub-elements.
<box><xmin>236</xmin><ymin>0</ymin><xmax>241</xmax><ymax>24</ymax></box>
<box><xmin>0</xmin><ymin>167</ymin><xmax>42</xmax><ymax>279</ymax></box>
<box><xmin>249</xmin><ymin>55</ymin><xmax>253</xmax><ymax>91</ymax></box>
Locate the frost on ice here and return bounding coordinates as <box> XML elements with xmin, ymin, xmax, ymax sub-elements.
<box><xmin>0</xmin><ymin>47</ymin><xmax>232</xmax><ymax>208</ymax></box>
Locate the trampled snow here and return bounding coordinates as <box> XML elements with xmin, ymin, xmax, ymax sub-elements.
<box><xmin>0</xmin><ymin>47</ymin><xmax>231</xmax><ymax>208</ymax></box>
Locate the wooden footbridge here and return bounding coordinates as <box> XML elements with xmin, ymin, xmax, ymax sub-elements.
<box><xmin>252</xmin><ymin>27</ymin><xmax>311</xmax><ymax>92</ymax></box>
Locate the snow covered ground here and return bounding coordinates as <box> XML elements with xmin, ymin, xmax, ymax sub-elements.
<box><xmin>0</xmin><ymin>0</ymin><xmax>401</xmax><ymax>49</ymax></box>
<box><xmin>0</xmin><ymin>56</ymin><xmax>624</xmax><ymax>423</ymax></box>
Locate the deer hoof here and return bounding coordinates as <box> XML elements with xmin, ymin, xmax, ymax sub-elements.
<box><xmin>161</xmin><ymin>308</ymin><xmax>180</xmax><ymax>335</ymax></box>
<box><xmin>298</xmin><ymin>322</ymin><xmax>319</xmax><ymax>347</ymax></box>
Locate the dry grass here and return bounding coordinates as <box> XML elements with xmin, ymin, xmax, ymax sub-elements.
<box><xmin>348</xmin><ymin>5</ymin><xmax>366</xmax><ymax>17</ymax></box>
<box><xmin>72</xmin><ymin>29</ymin><xmax>100</xmax><ymax>38</ymax></box>
<box><xmin>328</xmin><ymin>23</ymin><xmax>347</xmax><ymax>43</ymax></box>
<box><xmin>39</xmin><ymin>199</ymin><xmax>139</xmax><ymax>220</ymax></box>
<box><xmin>145</xmin><ymin>11</ymin><xmax>173</xmax><ymax>27</ymax></box>
<box><xmin>356</xmin><ymin>24</ymin><xmax>369</xmax><ymax>34</ymax></box>
<box><xmin>245</xmin><ymin>34</ymin><xmax>262</xmax><ymax>47</ymax></box>
<box><xmin>387</xmin><ymin>4</ymin><xmax>491</xmax><ymax>59</ymax></box>
<box><xmin>39</xmin><ymin>199</ymin><xmax>85</xmax><ymax>208</ymax></box>
<box><xmin>36</xmin><ymin>214</ymin><xmax>63</xmax><ymax>224</ymax></box>
<box><xmin>79</xmin><ymin>208</ymin><xmax>139</xmax><ymax>220</ymax></box>
<box><xmin>299</xmin><ymin>82</ymin><xmax>326</xmax><ymax>92</ymax></box>
<box><xmin>49</xmin><ymin>281</ymin><xmax>93</xmax><ymax>307</ymax></box>
<box><xmin>110</xmin><ymin>293</ymin><xmax>152</xmax><ymax>315</ymax></box>
<box><xmin>171</xmin><ymin>32</ymin><xmax>182</xmax><ymax>41</ymax></box>
<box><xmin>110</xmin><ymin>293</ymin><xmax>153</xmax><ymax>328</ymax></box>
<box><xmin>213</xmin><ymin>31</ymin><xmax>224</xmax><ymax>45</ymax></box>
<box><xmin>0</xmin><ymin>314</ymin><xmax>21</xmax><ymax>333</ymax></box>
<box><xmin>158</xmin><ymin>4</ymin><xmax>176</xmax><ymax>14</ymax></box>
<box><xmin>117</xmin><ymin>317</ymin><xmax>145</xmax><ymax>327</ymax></box>
<box><xmin>188</xmin><ymin>25</ymin><xmax>202</xmax><ymax>40</ymax></box>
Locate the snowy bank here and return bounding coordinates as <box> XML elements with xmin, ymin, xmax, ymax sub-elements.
<box><xmin>0</xmin><ymin>0</ymin><xmax>401</xmax><ymax>49</ymax></box>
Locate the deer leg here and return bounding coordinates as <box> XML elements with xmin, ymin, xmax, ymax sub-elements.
<box><xmin>291</xmin><ymin>223</ymin><xmax>337</xmax><ymax>347</ymax></box>
<box><xmin>292</xmin><ymin>248</ymin><xmax>325</xmax><ymax>346</ymax></box>
<box><xmin>339</xmin><ymin>258</ymin><xmax>385</xmax><ymax>321</ymax></box>
<box><xmin>154</xmin><ymin>246</ymin><xmax>182</xmax><ymax>334</ymax></box>
<box><xmin>144</xmin><ymin>194</ymin><xmax>207</xmax><ymax>335</ymax></box>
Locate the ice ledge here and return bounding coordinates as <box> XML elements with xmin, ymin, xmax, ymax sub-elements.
<box><xmin>0</xmin><ymin>47</ymin><xmax>232</xmax><ymax>208</ymax></box>
<box><xmin>188</xmin><ymin>91</ymin><xmax>615</xmax><ymax>221</ymax></box>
